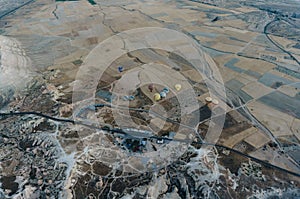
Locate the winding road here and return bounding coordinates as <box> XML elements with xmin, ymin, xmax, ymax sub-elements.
<box><xmin>264</xmin><ymin>17</ymin><xmax>300</xmax><ymax>66</ymax></box>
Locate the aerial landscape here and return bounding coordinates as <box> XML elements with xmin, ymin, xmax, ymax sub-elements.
<box><xmin>0</xmin><ymin>0</ymin><xmax>300</xmax><ymax>198</ymax></box>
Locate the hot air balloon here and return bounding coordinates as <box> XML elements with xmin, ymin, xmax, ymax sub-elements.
<box><xmin>122</xmin><ymin>96</ymin><xmax>129</xmax><ymax>101</ymax></box>
<box><xmin>212</xmin><ymin>99</ymin><xmax>219</xmax><ymax>105</ymax></box>
<box><xmin>154</xmin><ymin>93</ymin><xmax>161</xmax><ymax>101</ymax></box>
<box><xmin>162</xmin><ymin>87</ymin><xmax>169</xmax><ymax>94</ymax></box>
<box><xmin>148</xmin><ymin>84</ymin><xmax>154</xmax><ymax>92</ymax></box>
<box><xmin>205</xmin><ymin>97</ymin><xmax>212</xmax><ymax>103</ymax></box>
<box><xmin>175</xmin><ymin>84</ymin><xmax>182</xmax><ymax>91</ymax></box>
<box><xmin>160</xmin><ymin>91</ymin><xmax>166</xmax><ymax>98</ymax></box>
<box><xmin>129</xmin><ymin>95</ymin><xmax>135</xmax><ymax>101</ymax></box>
<box><xmin>118</xmin><ymin>66</ymin><xmax>124</xmax><ymax>72</ymax></box>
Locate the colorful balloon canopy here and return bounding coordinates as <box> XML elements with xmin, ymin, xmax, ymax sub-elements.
<box><xmin>118</xmin><ymin>66</ymin><xmax>124</xmax><ymax>72</ymax></box>
<box><xmin>154</xmin><ymin>93</ymin><xmax>161</xmax><ymax>101</ymax></box>
<box><xmin>162</xmin><ymin>87</ymin><xmax>169</xmax><ymax>94</ymax></box>
<box><xmin>212</xmin><ymin>99</ymin><xmax>219</xmax><ymax>105</ymax></box>
<box><xmin>205</xmin><ymin>97</ymin><xmax>212</xmax><ymax>103</ymax></box>
<box><xmin>175</xmin><ymin>84</ymin><xmax>181</xmax><ymax>91</ymax></box>
<box><xmin>148</xmin><ymin>84</ymin><xmax>154</xmax><ymax>92</ymax></box>
<box><xmin>160</xmin><ymin>91</ymin><xmax>166</xmax><ymax>98</ymax></box>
